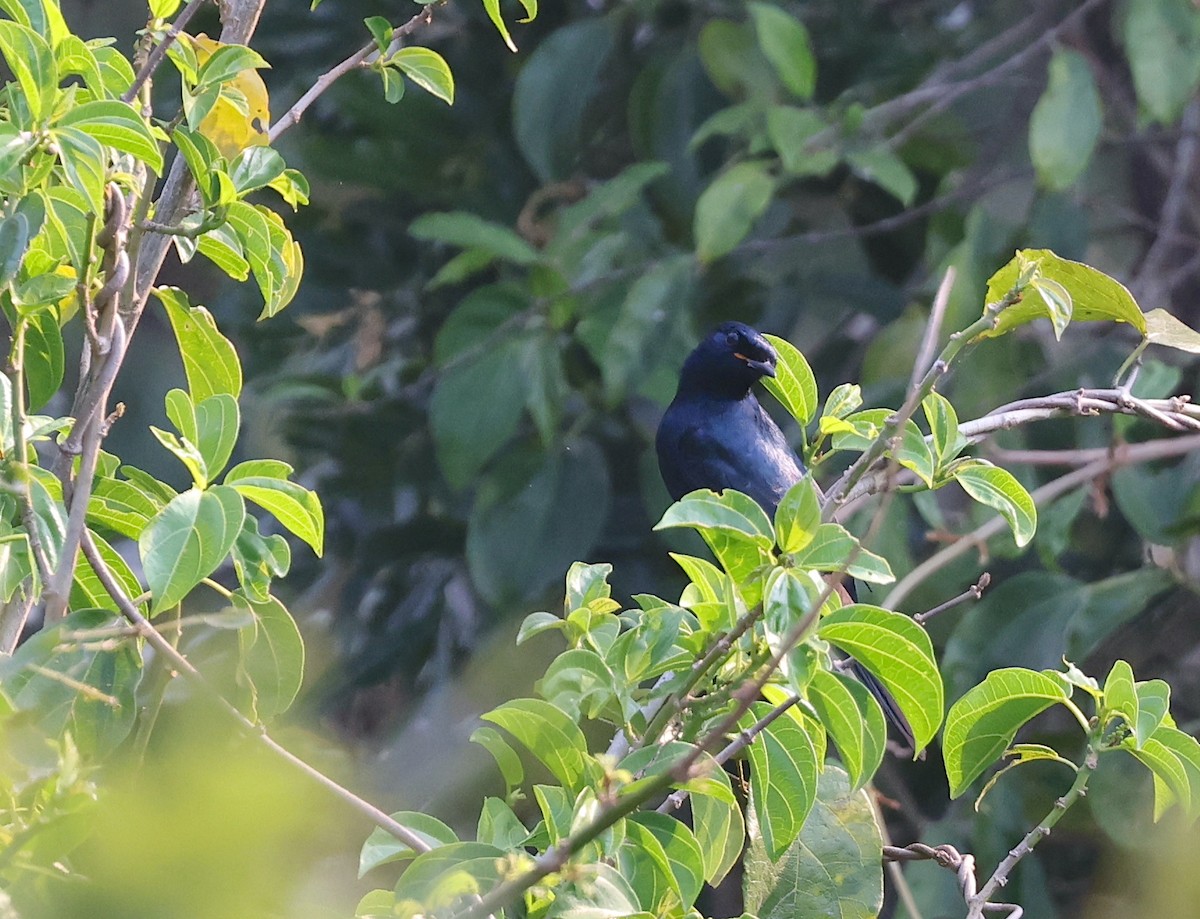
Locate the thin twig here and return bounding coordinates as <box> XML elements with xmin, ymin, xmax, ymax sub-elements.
<box><xmin>267</xmin><ymin>3</ymin><xmax>440</xmax><ymax>143</ymax></box>
<box><xmin>122</xmin><ymin>0</ymin><xmax>210</xmax><ymax>105</ymax></box>
<box><xmin>910</xmin><ymin>266</ymin><xmax>956</xmax><ymax>395</ymax></box>
<box><xmin>823</xmin><ymin>287</ymin><xmax>1024</xmax><ymax>514</ymax></box>
<box><xmin>967</xmin><ymin>746</ymin><xmax>1098</xmax><ymax>918</ymax></box>
<box><xmin>78</xmin><ymin>529</ymin><xmax>433</xmax><ymax>855</ymax></box>
<box><xmin>46</xmin><ymin>323</ymin><xmax>128</xmax><ymax>624</ymax></box>
<box><xmin>656</xmin><ymin>693</ymin><xmax>801</xmax><ymax>814</ymax></box>
<box><xmin>883</xmin><ymin>433</ymin><xmax>1200</xmax><ymax>607</ymax></box>
<box><xmin>913</xmin><ymin>572</ymin><xmax>990</xmax><ymax>625</ymax></box>
<box><xmin>1133</xmin><ymin>99</ymin><xmax>1200</xmax><ymax>298</ymax></box>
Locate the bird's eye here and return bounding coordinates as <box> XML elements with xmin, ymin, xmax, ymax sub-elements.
<box><xmin>724</xmin><ymin>330</ymin><xmax>740</xmax><ymax>348</ymax></box>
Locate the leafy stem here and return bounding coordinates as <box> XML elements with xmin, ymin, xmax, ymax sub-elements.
<box><xmin>968</xmin><ymin>743</ymin><xmax>1098</xmax><ymax>917</ymax></box>
<box><xmin>822</xmin><ymin>285</ymin><xmax>1025</xmax><ymax>514</ymax></box>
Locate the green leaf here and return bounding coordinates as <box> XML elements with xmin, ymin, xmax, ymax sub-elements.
<box><xmin>476</xmin><ymin>797</ymin><xmax>529</xmax><ymax>850</ymax></box>
<box><xmin>846</xmin><ymin>148</ymin><xmax>917</xmax><ymax>206</ymax></box>
<box><xmin>602</xmin><ymin>254</ymin><xmax>694</xmax><ymax>403</ymax></box>
<box><xmin>0</xmin><ymin>211</ymin><xmax>31</xmax><ymax>287</ymax></box>
<box><xmin>70</xmin><ymin>529</ymin><xmax>143</xmax><ymax>614</ymax></box>
<box><xmin>0</xmin><ymin>20</ymin><xmax>56</xmax><ymax>122</ymax></box>
<box><xmin>942</xmin><ymin>667</ymin><xmax>1071</xmax><ymax>798</ymax></box>
<box><xmin>744</xmin><ymin>764</ymin><xmax>883</xmax><ymax>919</ymax></box>
<box><xmin>982</xmin><ymin>249</ymin><xmax>1146</xmax><ymax>338</ymax></box>
<box><xmin>741</xmin><ymin>700</ymin><xmax>819</xmax><ymax>860</ymax></box>
<box><xmin>1134</xmin><ymin>680</ymin><xmax>1171</xmax><ymax>748</ymax></box>
<box><xmin>818</xmin><ymin>604</ymin><xmax>942</xmax><ymax>751</ymax></box>
<box><xmin>694</xmin><ymin>160</ymin><xmax>776</xmax><ymax>262</ymax></box>
<box><xmin>229</xmin><ymin>144</ymin><xmax>285</xmax><ymax>195</ymax></box>
<box><xmin>748</xmin><ymin>2</ymin><xmax>816</xmax><ymax>99</ymax></box>
<box><xmin>23</xmin><ymin>308</ymin><xmax>64</xmax><ymax>411</ymax></box>
<box><xmin>618</xmin><ymin>818</ymin><xmax>682</xmax><ymax>915</ymax></box>
<box><xmin>1131</xmin><ymin>735</ymin><xmax>1192</xmax><ymax>818</ymax></box>
<box><xmin>808</xmin><ymin>669</ymin><xmax>886</xmax><ymax>791</ymax></box>
<box><xmin>536</xmin><ymin>648</ymin><xmax>615</xmax><ymax>720</ymax></box>
<box><xmin>56</xmin><ymin>99</ymin><xmax>164</xmax><ymax>173</ymax></box>
<box><xmin>512</xmin><ymin>18</ymin><xmax>613</xmax><ymax>181</ymax></box>
<box><xmin>155</xmin><ymin>287</ymin><xmax>242</xmax><ymax>400</ymax></box>
<box><xmin>429</xmin><ymin>337</ymin><xmax>527</xmax><ymax>489</ymax></box>
<box><xmin>1028</xmin><ymin>49</ymin><xmax>1101</xmax><ymax>190</ymax></box>
<box><xmin>195</xmin><ymin>224</ymin><xmax>250</xmax><ymax>281</ymax></box>
<box><xmin>149</xmin><ymin>0</ymin><xmax>183</xmax><ymax>16</ymax></box>
<box><xmin>363</xmin><ymin>15</ymin><xmax>392</xmax><ymax>54</ymax></box>
<box><xmin>1145</xmin><ymin>308</ymin><xmax>1200</xmax><ymax>354</ymax></box>
<box><xmin>225</xmin><ymin>462</ymin><xmax>324</xmax><ymax>557</ymax></box>
<box><xmin>761</xmin><ymin>333</ymin><xmax>817</xmax><ymax>426</ymax></box>
<box><xmin>692</xmin><ymin>781</ymin><xmax>745</xmax><ymax>887</ymax></box>
<box><xmin>922</xmin><ymin>391</ymin><xmax>964</xmax><ymax>466</ymax></box>
<box><xmin>195</xmin><ymin>43</ymin><xmax>269</xmax><ymax>91</ymax></box>
<box><xmin>766</xmin><ymin>105</ymin><xmax>837</xmax><ymax>177</ymax></box>
<box><xmin>564</xmin><ymin>560</ymin><xmax>615</xmax><ymax>612</ymax></box>
<box><xmin>0</xmin><ymin>608</ymin><xmax>141</xmax><ymax>758</ymax></box>
<box><xmin>480</xmin><ymin>698</ymin><xmax>592</xmax><ymax>792</ymax></box>
<box><xmin>774</xmin><ymin>476</ymin><xmax>821</xmax><ymax>554</ymax></box>
<box><xmin>359</xmin><ymin>812</ymin><xmax>457</xmax><ymax>878</ymax></box>
<box><xmin>150</xmin><ymin>424</ymin><xmax>207</xmax><ymax>488</ymax></box>
<box><xmin>481</xmin><ymin>0</ymin><xmax>518</xmax><ymax>51</ymax></box>
<box><xmin>171</xmin><ymin>126</ymin><xmax>220</xmax><ymax>205</ymax></box>
<box><xmin>833</xmin><ymin>409</ymin><xmax>935</xmax><ymax>487</ymax></box>
<box><xmin>1028</xmin><ymin>276</ymin><xmax>1073</xmax><ymax>340</ymax></box>
<box><xmin>1122</xmin><ymin>0</ymin><xmax>1200</xmax><ymax>124</ymax></box>
<box><xmin>1102</xmin><ymin>658</ymin><xmax>1139</xmax><ymax>736</ymax></box>
<box><xmin>470</xmin><ymin>725</ymin><xmax>525</xmax><ymax>791</ymax></box>
<box><xmin>409</xmin><ymin>211</ymin><xmax>539</xmax><ymax>265</ymax></box>
<box><xmin>1144</xmin><ymin>725</ymin><xmax>1200</xmax><ymax>821</ymax></box>
<box><xmin>391</xmin><ymin>47</ymin><xmax>454</xmax><ymax>105</ymax></box>
<box><xmin>654</xmin><ymin>488</ymin><xmax>775</xmax><ymax>548</ymax></box>
<box><xmin>54</xmin><ymin>126</ymin><xmax>107</xmax><ymax>214</ymax></box>
<box><xmin>629</xmin><ymin>812</ymin><xmax>705</xmax><ymax>911</ymax></box>
<box><xmin>953</xmin><ymin>461</ymin><xmax>1037</xmax><ymax>548</ymax></box>
<box><xmin>792</xmin><ymin>523</ymin><xmax>894</xmax><ymax>584</ymax></box>
<box><xmin>229</xmin><ymin>513</ymin><xmax>290</xmax><ymax>601</ymax></box>
<box><xmin>390</xmin><ymin>843</ymin><xmax>505</xmax><ymax>912</ymax></box>
<box><xmin>467</xmin><ymin>442</ymin><xmax>610</xmax><ymax>606</ymax></box>
<box><xmin>139</xmin><ymin>486</ymin><xmax>244</xmax><ymax>614</ymax></box>
<box><xmin>516</xmin><ymin>610</ymin><xmax>564</xmax><ymax>644</ymax></box>
<box><xmin>232</xmin><ymin>592</ymin><xmax>304</xmax><ymax>721</ymax></box>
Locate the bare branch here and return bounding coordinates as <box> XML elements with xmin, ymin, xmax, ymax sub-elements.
<box><xmin>77</xmin><ymin>529</ymin><xmax>433</xmax><ymax>855</ymax></box>
<box><xmin>883</xmin><ymin>433</ymin><xmax>1200</xmax><ymax>607</ymax></box>
<box><xmin>910</xmin><ymin>266</ymin><xmax>956</xmax><ymax>395</ymax></box>
<box><xmin>914</xmin><ymin>572</ymin><xmax>990</xmax><ymax>625</ymax></box>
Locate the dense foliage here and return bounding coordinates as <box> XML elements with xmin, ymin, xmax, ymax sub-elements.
<box><xmin>1</xmin><ymin>0</ymin><xmax>1200</xmax><ymax>918</ymax></box>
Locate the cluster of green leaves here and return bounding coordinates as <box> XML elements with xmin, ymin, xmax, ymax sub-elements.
<box><xmin>352</xmin><ymin>246</ymin><xmax>1200</xmax><ymax>917</ymax></box>
<box><xmin>946</xmin><ymin>658</ymin><xmax>1200</xmax><ymax>820</ymax></box>
<box><xmin>0</xmin><ymin>0</ymin><xmax>323</xmax><ymax>893</ymax></box>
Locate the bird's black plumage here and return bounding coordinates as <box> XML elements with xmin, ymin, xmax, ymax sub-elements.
<box><xmin>657</xmin><ymin>321</ymin><xmax>916</xmax><ymax>750</ymax></box>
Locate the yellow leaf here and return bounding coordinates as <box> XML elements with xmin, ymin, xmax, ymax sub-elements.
<box><xmin>189</xmin><ymin>34</ymin><xmax>270</xmax><ymax>158</ymax></box>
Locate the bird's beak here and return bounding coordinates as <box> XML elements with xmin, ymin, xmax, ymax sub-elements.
<box><xmin>736</xmin><ymin>353</ymin><xmax>776</xmax><ymax>377</ymax></box>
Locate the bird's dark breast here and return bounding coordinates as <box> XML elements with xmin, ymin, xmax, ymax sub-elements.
<box><xmin>656</xmin><ymin>396</ymin><xmax>804</xmax><ymax>515</ymax></box>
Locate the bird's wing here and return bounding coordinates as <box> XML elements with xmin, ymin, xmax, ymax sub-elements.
<box><xmin>671</xmin><ymin>422</ymin><xmax>793</xmax><ymax>512</ymax></box>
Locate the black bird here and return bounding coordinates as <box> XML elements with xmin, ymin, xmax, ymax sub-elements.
<box><xmin>656</xmin><ymin>321</ymin><xmax>916</xmax><ymax>750</ymax></box>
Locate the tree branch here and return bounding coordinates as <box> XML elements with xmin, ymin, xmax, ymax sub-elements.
<box><xmin>122</xmin><ymin>0</ymin><xmax>211</xmax><ymax>105</ymax></box>
<box><xmin>882</xmin><ymin>433</ymin><xmax>1200</xmax><ymax>608</ymax></box>
<box><xmin>77</xmin><ymin>529</ymin><xmax>433</xmax><ymax>855</ymax></box>
<box><xmin>267</xmin><ymin>3</ymin><xmax>441</xmax><ymax>143</ymax></box>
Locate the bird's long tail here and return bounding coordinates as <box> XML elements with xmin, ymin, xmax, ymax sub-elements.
<box><xmin>847</xmin><ymin>658</ymin><xmax>919</xmax><ymax>754</ymax></box>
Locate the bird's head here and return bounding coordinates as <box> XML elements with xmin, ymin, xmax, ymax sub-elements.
<box><xmin>679</xmin><ymin>321</ymin><xmax>778</xmax><ymax>396</ymax></box>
